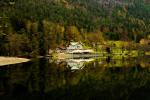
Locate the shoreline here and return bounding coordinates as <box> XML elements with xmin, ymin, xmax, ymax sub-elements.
<box><xmin>0</xmin><ymin>57</ymin><xmax>30</xmax><ymax>66</ymax></box>
<box><xmin>52</xmin><ymin>50</ymin><xmax>146</xmax><ymax>60</ymax></box>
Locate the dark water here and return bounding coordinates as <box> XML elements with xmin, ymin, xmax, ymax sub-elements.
<box><xmin>0</xmin><ymin>56</ymin><xmax>150</xmax><ymax>100</ymax></box>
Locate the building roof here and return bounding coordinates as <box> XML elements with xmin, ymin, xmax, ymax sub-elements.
<box><xmin>70</xmin><ymin>42</ymin><xmax>81</xmax><ymax>46</ymax></box>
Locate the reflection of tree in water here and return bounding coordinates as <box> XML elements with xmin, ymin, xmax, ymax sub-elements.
<box><xmin>0</xmin><ymin>57</ymin><xmax>150</xmax><ymax>100</ymax></box>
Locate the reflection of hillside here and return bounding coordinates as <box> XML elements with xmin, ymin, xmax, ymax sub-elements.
<box><xmin>0</xmin><ymin>57</ymin><xmax>150</xmax><ymax>100</ymax></box>
<box><xmin>139</xmin><ymin>56</ymin><xmax>150</xmax><ymax>68</ymax></box>
<box><xmin>96</xmin><ymin>57</ymin><xmax>150</xmax><ymax>68</ymax></box>
<box><xmin>104</xmin><ymin>59</ymin><xmax>134</xmax><ymax>68</ymax></box>
<box><xmin>54</xmin><ymin>56</ymin><xmax>150</xmax><ymax>69</ymax></box>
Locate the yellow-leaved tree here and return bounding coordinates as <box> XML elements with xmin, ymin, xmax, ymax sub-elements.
<box><xmin>65</xmin><ymin>26</ymin><xmax>82</xmax><ymax>42</ymax></box>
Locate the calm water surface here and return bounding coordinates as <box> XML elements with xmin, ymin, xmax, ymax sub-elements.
<box><xmin>0</xmin><ymin>56</ymin><xmax>150</xmax><ymax>100</ymax></box>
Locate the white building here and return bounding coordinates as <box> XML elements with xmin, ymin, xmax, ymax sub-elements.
<box><xmin>66</xmin><ymin>42</ymin><xmax>94</xmax><ymax>54</ymax></box>
<box><xmin>67</xmin><ymin>42</ymin><xmax>83</xmax><ymax>50</ymax></box>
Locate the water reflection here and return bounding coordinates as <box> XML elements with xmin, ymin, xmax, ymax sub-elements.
<box><xmin>66</xmin><ymin>58</ymin><xmax>95</xmax><ymax>70</ymax></box>
<box><xmin>0</xmin><ymin>56</ymin><xmax>150</xmax><ymax>100</ymax></box>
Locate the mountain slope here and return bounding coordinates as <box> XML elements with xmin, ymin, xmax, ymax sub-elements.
<box><xmin>0</xmin><ymin>0</ymin><xmax>150</xmax><ymax>56</ymax></box>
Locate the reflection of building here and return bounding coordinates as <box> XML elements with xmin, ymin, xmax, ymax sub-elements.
<box><xmin>67</xmin><ymin>58</ymin><xmax>94</xmax><ymax>70</ymax></box>
<box><xmin>67</xmin><ymin>61</ymin><xmax>84</xmax><ymax>70</ymax></box>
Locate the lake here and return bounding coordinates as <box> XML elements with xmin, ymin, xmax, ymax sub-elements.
<box><xmin>0</xmin><ymin>56</ymin><xmax>150</xmax><ymax>100</ymax></box>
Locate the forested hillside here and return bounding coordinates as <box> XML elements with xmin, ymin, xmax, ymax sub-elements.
<box><xmin>0</xmin><ymin>0</ymin><xmax>150</xmax><ymax>57</ymax></box>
